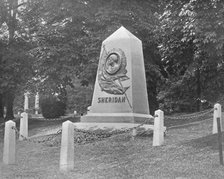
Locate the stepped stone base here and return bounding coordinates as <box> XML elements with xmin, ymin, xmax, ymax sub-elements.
<box><xmin>80</xmin><ymin>113</ymin><xmax>153</xmax><ymax>124</ymax></box>
<box><xmin>74</xmin><ymin>122</ymin><xmax>154</xmax><ymax>131</ymax></box>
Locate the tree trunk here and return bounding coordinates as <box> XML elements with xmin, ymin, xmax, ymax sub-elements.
<box><xmin>196</xmin><ymin>67</ymin><xmax>202</xmax><ymax>112</ymax></box>
<box><xmin>147</xmin><ymin>83</ymin><xmax>159</xmax><ymax>115</ymax></box>
<box><xmin>0</xmin><ymin>94</ymin><xmax>4</xmax><ymax>123</ymax></box>
<box><xmin>5</xmin><ymin>91</ymin><xmax>15</xmax><ymax>120</ymax></box>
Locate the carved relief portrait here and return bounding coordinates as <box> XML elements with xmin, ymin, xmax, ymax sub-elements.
<box><xmin>98</xmin><ymin>47</ymin><xmax>130</xmax><ymax>95</ymax></box>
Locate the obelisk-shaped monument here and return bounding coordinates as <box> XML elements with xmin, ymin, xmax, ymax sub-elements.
<box><xmin>81</xmin><ymin>26</ymin><xmax>149</xmax><ymax>123</ymax></box>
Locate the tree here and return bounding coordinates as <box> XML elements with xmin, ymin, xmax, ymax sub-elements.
<box><xmin>0</xmin><ymin>0</ymin><xmax>34</xmax><ymax>121</ymax></box>
<box><xmin>28</xmin><ymin>0</ymin><xmax>163</xmax><ymax>114</ymax></box>
<box><xmin>156</xmin><ymin>0</ymin><xmax>224</xmax><ymax>112</ymax></box>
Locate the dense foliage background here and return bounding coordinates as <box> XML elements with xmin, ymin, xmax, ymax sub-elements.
<box><xmin>0</xmin><ymin>0</ymin><xmax>223</xmax><ymax>121</ymax></box>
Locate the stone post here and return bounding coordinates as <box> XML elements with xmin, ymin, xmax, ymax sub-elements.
<box><xmin>35</xmin><ymin>92</ymin><xmax>39</xmax><ymax>115</ymax></box>
<box><xmin>213</xmin><ymin>103</ymin><xmax>222</xmax><ymax>134</ymax></box>
<box><xmin>132</xmin><ymin>128</ymin><xmax>137</xmax><ymax>140</ymax></box>
<box><xmin>3</xmin><ymin>107</ymin><xmax>6</xmax><ymax>118</ymax></box>
<box><xmin>19</xmin><ymin>112</ymin><xmax>28</xmax><ymax>140</ymax></box>
<box><xmin>24</xmin><ymin>92</ymin><xmax>29</xmax><ymax>111</ymax></box>
<box><xmin>3</xmin><ymin>120</ymin><xmax>16</xmax><ymax>164</ymax></box>
<box><xmin>153</xmin><ymin>110</ymin><xmax>164</xmax><ymax>146</ymax></box>
<box><xmin>60</xmin><ymin>120</ymin><xmax>74</xmax><ymax>171</ymax></box>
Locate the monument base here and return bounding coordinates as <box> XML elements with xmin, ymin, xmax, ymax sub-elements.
<box><xmin>80</xmin><ymin>113</ymin><xmax>153</xmax><ymax>124</ymax></box>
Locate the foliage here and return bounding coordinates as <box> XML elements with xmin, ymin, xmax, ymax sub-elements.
<box><xmin>0</xmin><ymin>0</ymin><xmax>36</xmax><ymax>120</ymax></box>
<box><xmin>26</xmin><ymin>0</ymin><xmax>163</xmax><ymax>113</ymax></box>
<box><xmin>40</xmin><ymin>95</ymin><xmax>66</xmax><ymax>119</ymax></box>
<box><xmin>156</xmin><ymin>0</ymin><xmax>224</xmax><ymax>112</ymax></box>
<box><xmin>66</xmin><ymin>84</ymin><xmax>92</xmax><ymax>115</ymax></box>
<box><xmin>1</xmin><ymin>0</ymin><xmax>224</xmax><ymax>116</ymax></box>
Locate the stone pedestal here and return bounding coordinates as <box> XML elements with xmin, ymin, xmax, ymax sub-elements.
<box><xmin>81</xmin><ymin>26</ymin><xmax>150</xmax><ymax>123</ymax></box>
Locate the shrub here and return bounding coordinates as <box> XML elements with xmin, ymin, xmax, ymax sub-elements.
<box><xmin>40</xmin><ymin>95</ymin><xmax>66</xmax><ymax>119</ymax></box>
<box><xmin>66</xmin><ymin>85</ymin><xmax>92</xmax><ymax>114</ymax></box>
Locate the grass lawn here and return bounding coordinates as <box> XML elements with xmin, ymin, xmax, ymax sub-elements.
<box><xmin>1</xmin><ymin>114</ymin><xmax>224</xmax><ymax>179</ymax></box>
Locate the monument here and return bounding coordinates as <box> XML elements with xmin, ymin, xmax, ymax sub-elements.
<box><xmin>81</xmin><ymin>26</ymin><xmax>150</xmax><ymax>123</ymax></box>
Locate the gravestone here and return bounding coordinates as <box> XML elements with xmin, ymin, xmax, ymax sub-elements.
<box><xmin>81</xmin><ymin>26</ymin><xmax>150</xmax><ymax>123</ymax></box>
<box><xmin>24</xmin><ymin>92</ymin><xmax>29</xmax><ymax>111</ymax></box>
<box><xmin>35</xmin><ymin>92</ymin><xmax>39</xmax><ymax>114</ymax></box>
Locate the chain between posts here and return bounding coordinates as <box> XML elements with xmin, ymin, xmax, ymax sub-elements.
<box><xmin>72</xmin><ymin>115</ymin><xmax>156</xmax><ymax>144</ymax></box>
<box><xmin>8</xmin><ymin>108</ymin><xmax>214</xmax><ymax>145</ymax></box>
<box><xmin>9</xmin><ymin>115</ymin><xmax>155</xmax><ymax>145</ymax></box>
<box><xmin>30</xmin><ymin>115</ymin><xmax>75</xmax><ymax>121</ymax></box>
<box><xmin>0</xmin><ymin>117</ymin><xmax>21</xmax><ymax>129</ymax></box>
<box><xmin>164</xmin><ymin>108</ymin><xmax>214</xmax><ymax>120</ymax></box>
<box><xmin>0</xmin><ymin>114</ymin><xmax>69</xmax><ymax>128</ymax></box>
<box><xmin>11</xmin><ymin>126</ymin><xmax>62</xmax><ymax>144</ymax></box>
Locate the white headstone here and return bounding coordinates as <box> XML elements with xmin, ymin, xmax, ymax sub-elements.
<box><xmin>60</xmin><ymin>120</ymin><xmax>74</xmax><ymax>171</ymax></box>
<box><xmin>24</xmin><ymin>92</ymin><xmax>29</xmax><ymax>111</ymax></box>
<box><xmin>213</xmin><ymin>103</ymin><xmax>222</xmax><ymax>134</ymax></box>
<box><xmin>19</xmin><ymin>112</ymin><xmax>28</xmax><ymax>140</ymax></box>
<box><xmin>3</xmin><ymin>107</ymin><xmax>6</xmax><ymax>118</ymax></box>
<box><xmin>3</xmin><ymin>120</ymin><xmax>16</xmax><ymax>164</ymax></box>
<box><xmin>35</xmin><ymin>92</ymin><xmax>39</xmax><ymax>114</ymax></box>
<box><xmin>87</xmin><ymin>106</ymin><xmax>91</xmax><ymax>111</ymax></box>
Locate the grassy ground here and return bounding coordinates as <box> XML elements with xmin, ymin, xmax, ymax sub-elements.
<box><xmin>1</xmin><ymin>114</ymin><xmax>224</xmax><ymax>178</ymax></box>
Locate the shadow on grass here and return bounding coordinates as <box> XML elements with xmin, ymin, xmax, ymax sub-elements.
<box><xmin>27</xmin><ymin>116</ymin><xmax>80</xmax><ymax>130</ymax></box>
<box><xmin>164</xmin><ymin>113</ymin><xmax>212</xmax><ymax>127</ymax></box>
<box><xmin>183</xmin><ymin>132</ymin><xmax>224</xmax><ymax>150</ymax></box>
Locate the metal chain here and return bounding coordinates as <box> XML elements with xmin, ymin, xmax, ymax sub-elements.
<box><xmin>11</xmin><ymin>126</ymin><xmax>27</xmax><ymax>140</ymax></box>
<box><xmin>11</xmin><ymin>126</ymin><xmax>62</xmax><ymax>144</ymax></box>
<box><xmin>6</xmin><ymin>108</ymin><xmax>215</xmax><ymax>145</ymax></box>
<box><xmin>0</xmin><ymin>117</ymin><xmax>21</xmax><ymax>128</ymax></box>
<box><xmin>72</xmin><ymin>117</ymin><xmax>154</xmax><ymax>144</ymax></box>
<box><xmin>6</xmin><ymin>117</ymin><xmax>152</xmax><ymax>146</ymax></box>
<box><xmin>165</xmin><ymin>108</ymin><xmax>214</xmax><ymax>120</ymax></box>
<box><xmin>30</xmin><ymin>115</ymin><xmax>75</xmax><ymax>121</ymax></box>
<box><xmin>166</xmin><ymin>117</ymin><xmax>213</xmax><ymax>130</ymax></box>
<box><xmin>4</xmin><ymin>114</ymin><xmax>156</xmax><ymax>145</ymax></box>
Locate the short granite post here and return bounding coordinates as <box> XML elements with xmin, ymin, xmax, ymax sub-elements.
<box><xmin>213</xmin><ymin>103</ymin><xmax>222</xmax><ymax>134</ymax></box>
<box><xmin>3</xmin><ymin>120</ymin><xmax>16</xmax><ymax>164</ymax></box>
<box><xmin>60</xmin><ymin>120</ymin><xmax>74</xmax><ymax>171</ymax></box>
<box><xmin>153</xmin><ymin>110</ymin><xmax>164</xmax><ymax>146</ymax></box>
<box><xmin>19</xmin><ymin>112</ymin><xmax>28</xmax><ymax>140</ymax></box>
